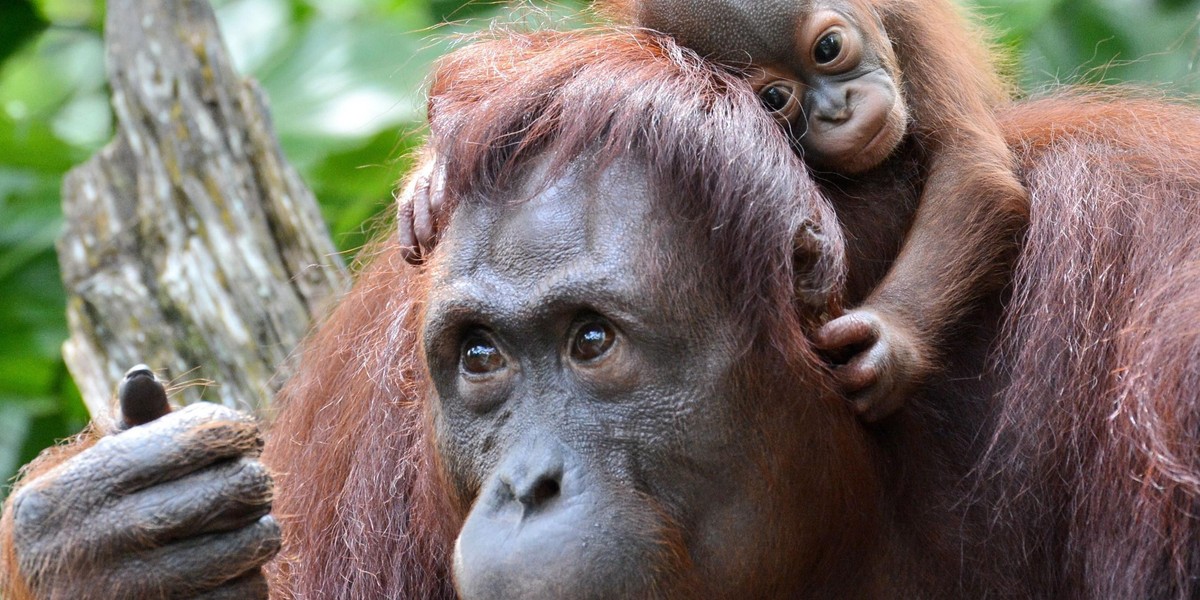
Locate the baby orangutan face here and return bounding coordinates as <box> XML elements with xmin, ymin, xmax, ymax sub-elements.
<box><xmin>753</xmin><ymin>5</ymin><xmax>908</xmax><ymax>173</ymax></box>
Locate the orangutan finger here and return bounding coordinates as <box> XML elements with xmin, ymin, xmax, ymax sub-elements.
<box><xmin>428</xmin><ymin>161</ymin><xmax>448</xmax><ymax>214</ymax></box>
<box><xmin>816</xmin><ymin>313</ymin><xmax>876</xmax><ymax>348</ymax></box>
<box><xmin>190</xmin><ymin>571</ymin><xmax>270</xmax><ymax>600</ymax></box>
<box><xmin>110</xmin><ymin>515</ymin><xmax>281</xmax><ymax>597</ymax></box>
<box><xmin>51</xmin><ymin>402</ymin><xmax>262</xmax><ymax>498</ymax></box>
<box><xmin>99</xmin><ymin>457</ymin><xmax>273</xmax><ymax>550</ymax></box>
<box><xmin>841</xmin><ymin>338</ymin><xmax>912</xmax><ymax>422</ymax></box>
<box><xmin>413</xmin><ymin>174</ymin><xmax>436</xmax><ymax>253</ymax></box>
<box><xmin>117</xmin><ymin>364</ymin><xmax>172</xmax><ymax>428</ymax></box>
<box><xmin>398</xmin><ymin>196</ymin><xmax>420</xmax><ymax>262</ymax></box>
<box><xmin>837</xmin><ymin>345</ymin><xmax>882</xmax><ymax>396</ymax></box>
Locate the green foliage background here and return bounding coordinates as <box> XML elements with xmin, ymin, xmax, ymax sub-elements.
<box><xmin>0</xmin><ymin>0</ymin><xmax>1197</xmax><ymax>498</ymax></box>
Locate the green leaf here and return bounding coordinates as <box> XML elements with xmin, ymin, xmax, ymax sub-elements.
<box><xmin>0</xmin><ymin>113</ymin><xmax>85</xmax><ymax>173</ymax></box>
<box><xmin>304</xmin><ymin>127</ymin><xmax>423</xmax><ymax>251</ymax></box>
<box><xmin>0</xmin><ymin>0</ymin><xmax>48</xmax><ymax>66</ymax></box>
<box><xmin>34</xmin><ymin>0</ymin><xmax>105</xmax><ymax>28</ymax></box>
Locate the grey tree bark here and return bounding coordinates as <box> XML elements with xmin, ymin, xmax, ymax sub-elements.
<box><xmin>57</xmin><ymin>0</ymin><xmax>349</xmax><ymax>424</ymax></box>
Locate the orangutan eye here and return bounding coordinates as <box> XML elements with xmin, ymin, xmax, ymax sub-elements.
<box><xmin>814</xmin><ymin>31</ymin><xmax>843</xmax><ymax>64</ymax></box>
<box><xmin>759</xmin><ymin>84</ymin><xmax>794</xmax><ymax>113</ymax></box>
<box><xmin>461</xmin><ymin>332</ymin><xmax>506</xmax><ymax>375</ymax></box>
<box><xmin>756</xmin><ymin>80</ymin><xmax>804</xmax><ymax>125</ymax></box>
<box><xmin>570</xmin><ymin>319</ymin><xmax>616</xmax><ymax>362</ymax></box>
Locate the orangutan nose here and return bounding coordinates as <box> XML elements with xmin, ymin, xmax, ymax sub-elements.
<box><xmin>454</xmin><ymin>435</ymin><xmax>655</xmax><ymax>600</ymax></box>
<box><xmin>810</xmin><ymin>87</ymin><xmax>852</xmax><ymax>123</ymax></box>
<box><xmin>497</xmin><ymin>439</ymin><xmax>565</xmax><ymax>515</ymax></box>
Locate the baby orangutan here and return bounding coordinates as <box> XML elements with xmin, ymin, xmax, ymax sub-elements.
<box><xmin>606</xmin><ymin>0</ymin><xmax>1030</xmax><ymax>420</ymax></box>
<box><xmin>716</xmin><ymin>3</ymin><xmax>911</xmax><ymax>175</ymax></box>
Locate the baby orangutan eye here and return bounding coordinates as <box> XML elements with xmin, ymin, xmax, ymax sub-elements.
<box><xmin>461</xmin><ymin>332</ymin><xmax>506</xmax><ymax>375</ymax></box>
<box><xmin>757</xmin><ymin>81</ymin><xmax>804</xmax><ymax>124</ymax></box>
<box><xmin>570</xmin><ymin>319</ymin><xmax>616</xmax><ymax>362</ymax></box>
<box><xmin>813</xmin><ymin>31</ymin><xmax>843</xmax><ymax>64</ymax></box>
<box><xmin>760</xmin><ymin>84</ymin><xmax>790</xmax><ymax>112</ymax></box>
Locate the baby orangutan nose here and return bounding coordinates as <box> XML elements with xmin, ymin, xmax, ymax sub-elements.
<box><xmin>809</xmin><ymin>87</ymin><xmax>852</xmax><ymax>124</ymax></box>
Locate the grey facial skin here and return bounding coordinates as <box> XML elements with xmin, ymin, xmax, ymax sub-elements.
<box><xmin>422</xmin><ymin>157</ymin><xmax>852</xmax><ymax>599</ymax></box>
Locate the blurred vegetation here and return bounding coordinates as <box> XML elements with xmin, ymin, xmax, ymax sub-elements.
<box><xmin>0</xmin><ymin>0</ymin><xmax>1197</xmax><ymax>499</ymax></box>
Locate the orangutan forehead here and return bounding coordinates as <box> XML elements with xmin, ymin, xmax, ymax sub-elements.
<box><xmin>418</xmin><ymin>157</ymin><xmax>743</xmax><ymax>356</ymax></box>
<box><xmin>433</xmin><ymin>155</ymin><xmax>670</xmax><ymax>294</ymax></box>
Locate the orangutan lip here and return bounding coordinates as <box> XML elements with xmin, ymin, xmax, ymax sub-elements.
<box><xmin>858</xmin><ymin>119</ymin><xmax>889</xmax><ymax>158</ymax></box>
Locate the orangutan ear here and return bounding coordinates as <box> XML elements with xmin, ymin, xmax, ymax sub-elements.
<box><xmin>792</xmin><ymin>216</ymin><xmax>845</xmax><ymax>315</ymax></box>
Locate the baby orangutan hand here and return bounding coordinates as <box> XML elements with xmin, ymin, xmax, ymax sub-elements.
<box><xmin>814</xmin><ymin>308</ymin><xmax>931</xmax><ymax>422</ymax></box>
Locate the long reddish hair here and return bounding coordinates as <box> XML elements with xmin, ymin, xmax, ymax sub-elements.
<box><xmin>983</xmin><ymin>91</ymin><xmax>1200</xmax><ymax>598</ymax></box>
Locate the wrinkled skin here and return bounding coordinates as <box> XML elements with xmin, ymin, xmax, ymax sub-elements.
<box><xmin>6</xmin><ymin>402</ymin><xmax>278</xmax><ymax>599</ymax></box>
<box><xmin>424</xmin><ymin>157</ymin><xmax>870</xmax><ymax>599</ymax></box>
<box><xmin>5</xmin><ymin>155</ymin><xmax>865</xmax><ymax>598</ymax></box>
<box><xmin>393</xmin><ymin>39</ymin><xmax>914</xmax><ymax>419</ymax></box>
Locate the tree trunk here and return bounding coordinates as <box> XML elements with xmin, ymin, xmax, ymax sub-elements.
<box><xmin>57</xmin><ymin>0</ymin><xmax>349</xmax><ymax>424</ymax></box>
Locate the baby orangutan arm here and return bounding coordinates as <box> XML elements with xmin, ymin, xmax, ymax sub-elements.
<box><xmin>811</xmin><ymin>0</ymin><xmax>1028</xmax><ymax>420</ymax></box>
<box><xmin>398</xmin><ymin>0</ymin><xmax>1028</xmax><ymax>422</ymax></box>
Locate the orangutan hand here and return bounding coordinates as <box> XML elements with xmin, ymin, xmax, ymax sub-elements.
<box><xmin>397</xmin><ymin>153</ymin><xmax>447</xmax><ymax>264</ymax></box>
<box><xmin>814</xmin><ymin>308</ymin><xmax>930</xmax><ymax>422</ymax></box>
<box><xmin>6</xmin><ymin>401</ymin><xmax>278</xmax><ymax>599</ymax></box>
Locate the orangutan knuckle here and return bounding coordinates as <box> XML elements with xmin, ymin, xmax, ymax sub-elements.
<box><xmin>225</xmin><ymin>458</ymin><xmax>274</xmax><ymax>503</ymax></box>
<box><xmin>181</xmin><ymin>416</ymin><xmax>263</xmax><ymax>457</ymax></box>
<box><xmin>240</xmin><ymin>515</ymin><xmax>283</xmax><ymax>562</ymax></box>
<box><xmin>10</xmin><ymin>486</ymin><xmax>54</xmax><ymax>539</ymax></box>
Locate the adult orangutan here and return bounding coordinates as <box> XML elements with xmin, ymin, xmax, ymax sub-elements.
<box><xmin>5</xmin><ymin>28</ymin><xmax>1200</xmax><ymax>599</ymax></box>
